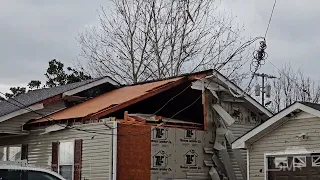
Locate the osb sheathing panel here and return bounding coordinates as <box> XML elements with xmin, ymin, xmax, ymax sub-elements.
<box><xmin>117</xmin><ymin>124</ymin><xmax>151</xmax><ymax>180</ymax></box>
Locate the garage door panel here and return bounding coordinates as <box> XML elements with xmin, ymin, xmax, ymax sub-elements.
<box><xmin>267</xmin><ymin>155</ymin><xmax>320</xmax><ymax>180</ymax></box>
<box><xmin>274</xmin><ymin>176</ymin><xmax>289</xmax><ymax>180</ymax></box>
<box><xmin>293</xmin><ymin>176</ymin><xmax>307</xmax><ymax>180</ymax></box>
<box><xmin>310</xmin><ymin>175</ymin><xmax>320</xmax><ymax>180</ymax></box>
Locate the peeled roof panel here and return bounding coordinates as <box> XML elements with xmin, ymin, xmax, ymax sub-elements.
<box><xmin>32</xmin><ymin>77</ymin><xmax>184</xmax><ymax>123</ymax></box>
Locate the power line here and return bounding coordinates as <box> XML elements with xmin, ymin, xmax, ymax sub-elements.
<box><xmin>265</xmin><ymin>0</ymin><xmax>277</xmax><ymax>38</ymax></box>
<box><xmin>252</xmin><ymin>73</ymin><xmax>276</xmax><ymax>106</ymax></box>
<box><xmin>0</xmin><ymin>68</ymin><xmax>218</xmax><ymax>136</ymax></box>
<box><xmin>267</xmin><ymin>59</ymin><xmax>312</xmax><ymax>99</ymax></box>
<box><xmin>245</xmin><ymin>0</ymin><xmax>278</xmax><ymax>93</ymax></box>
<box><xmin>0</xmin><ymin>36</ymin><xmax>265</xmax><ymax>136</ymax></box>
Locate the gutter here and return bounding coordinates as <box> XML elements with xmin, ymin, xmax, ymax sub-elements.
<box><xmin>0</xmin><ymin>103</ymin><xmax>44</xmax><ymax>123</ymax></box>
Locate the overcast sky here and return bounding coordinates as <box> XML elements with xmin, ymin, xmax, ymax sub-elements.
<box><xmin>1</xmin><ymin>0</ymin><xmax>319</xmax><ymax>94</ymax></box>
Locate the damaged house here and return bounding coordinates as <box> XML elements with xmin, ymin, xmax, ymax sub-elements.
<box><xmin>0</xmin><ymin>69</ymin><xmax>272</xmax><ymax>180</ymax></box>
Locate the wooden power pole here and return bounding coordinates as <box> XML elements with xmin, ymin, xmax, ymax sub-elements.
<box><xmin>253</xmin><ymin>73</ymin><xmax>276</xmax><ymax>106</ymax></box>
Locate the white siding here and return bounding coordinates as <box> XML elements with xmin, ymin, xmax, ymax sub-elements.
<box><xmin>228</xmin><ymin>123</ymin><xmax>257</xmax><ymax>180</ymax></box>
<box><xmin>0</xmin><ymin>122</ymin><xmax>116</xmax><ymax>180</ymax></box>
<box><xmin>249</xmin><ymin>116</ymin><xmax>320</xmax><ymax>180</ymax></box>
<box><xmin>217</xmin><ymin>122</ymin><xmax>257</xmax><ymax>180</ymax></box>
<box><xmin>0</xmin><ymin>101</ymin><xmax>65</xmax><ymax>134</ymax></box>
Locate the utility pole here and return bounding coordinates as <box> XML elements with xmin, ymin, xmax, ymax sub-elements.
<box><xmin>253</xmin><ymin>73</ymin><xmax>276</xmax><ymax>106</ymax></box>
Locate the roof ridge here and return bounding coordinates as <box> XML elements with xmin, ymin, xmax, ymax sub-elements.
<box><xmin>0</xmin><ymin>77</ymin><xmax>112</xmax><ymax>117</ymax></box>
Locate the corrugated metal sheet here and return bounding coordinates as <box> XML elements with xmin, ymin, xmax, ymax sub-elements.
<box><xmin>0</xmin><ymin>101</ymin><xmax>66</xmax><ymax>134</ymax></box>
<box><xmin>32</xmin><ymin>77</ymin><xmax>185</xmax><ymax>123</ymax></box>
<box><xmin>0</xmin><ymin>122</ymin><xmax>116</xmax><ymax>180</ymax></box>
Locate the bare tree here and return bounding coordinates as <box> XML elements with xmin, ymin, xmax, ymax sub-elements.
<box><xmin>268</xmin><ymin>64</ymin><xmax>320</xmax><ymax>113</ymax></box>
<box><xmin>78</xmin><ymin>0</ymin><xmax>249</xmax><ymax>84</ymax></box>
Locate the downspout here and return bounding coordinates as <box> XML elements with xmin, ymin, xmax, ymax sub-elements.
<box><xmin>112</xmin><ymin>121</ymin><xmax>117</xmax><ymax>180</ymax></box>
<box><xmin>247</xmin><ymin>149</ymin><xmax>250</xmax><ymax>180</ymax></box>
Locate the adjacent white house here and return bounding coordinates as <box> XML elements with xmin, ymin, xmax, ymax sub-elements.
<box><xmin>232</xmin><ymin>102</ymin><xmax>320</xmax><ymax>180</ymax></box>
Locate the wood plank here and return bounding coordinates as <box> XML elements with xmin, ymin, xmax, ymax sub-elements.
<box><xmin>212</xmin><ymin>154</ymin><xmax>227</xmax><ymax>175</ymax></box>
<box><xmin>209</xmin><ymin>167</ymin><xmax>221</xmax><ymax>180</ymax></box>
<box><xmin>220</xmin><ymin>149</ymin><xmax>237</xmax><ymax>180</ymax></box>
<box><xmin>225</xmin><ymin>129</ymin><xmax>247</xmax><ymax>180</ymax></box>
<box><xmin>212</xmin><ymin>104</ymin><xmax>235</xmax><ymax>126</ymax></box>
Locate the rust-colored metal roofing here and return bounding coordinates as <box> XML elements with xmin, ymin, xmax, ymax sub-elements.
<box><xmin>31</xmin><ymin>77</ymin><xmax>187</xmax><ymax>123</ymax></box>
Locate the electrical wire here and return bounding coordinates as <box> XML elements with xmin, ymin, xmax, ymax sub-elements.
<box><xmin>265</xmin><ymin>0</ymin><xmax>277</xmax><ymax>38</ymax></box>
<box><xmin>0</xmin><ymin>66</ymin><xmax>218</xmax><ymax>136</ymax></box>
<box><xmin>243</xmin><ymin>0</ymin><xmax>277</xmax><ymax>94</ymax></box>
<box><xmin>267</xmin><ymin>59</ymin><xmax>312</xmax><ymax>99</ymax></box>
<box><xmin>0</xmin><ymin>36</ymin><xmax>267</xmax><ymax>136</ymax></box>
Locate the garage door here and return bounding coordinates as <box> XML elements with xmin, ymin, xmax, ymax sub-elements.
<box><xmin>267</xmin><ymin>154</ymin><xmax>320</xmax><ymax>180</ymax></box>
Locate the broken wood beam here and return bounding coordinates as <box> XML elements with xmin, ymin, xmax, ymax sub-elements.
<box><xmin>209</xmin><ymin>167</ymin><xmax>221</xmax><ymax>180</ymax></box>
<box><xmin>212</xmin><ymin>104</ymin><xmax>235</xmax><ymax>126</ymax></box>
<box><xmin>224</xmin><ymin>129</ymin><xmax>247</xmax><ymax>180</ymax></box>
<box><xmin>220</xmin><ymin>149</ymin><xmax>237</xmax><ymax>180</ymax></box>
<box><xmin>212</xmin><ymin>154</ymin><xmax>227</xmax><ymax>175</ymax></box>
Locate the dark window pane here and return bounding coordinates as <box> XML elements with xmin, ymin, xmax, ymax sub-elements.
<box><xmin>0</xmin><ymin>169</ymin><xmax>24</xmax><ymax>180</ymax></box>
<box><xmin>59</xmin><ymin>165</ymin><xmax>72</xmax><ymax>180</ymax></box>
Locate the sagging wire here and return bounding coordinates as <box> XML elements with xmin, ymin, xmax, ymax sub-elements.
<box><xmin>245</xmin><ymin>39</ymin><xmax>268</xmax><ymax>93</ymax></box>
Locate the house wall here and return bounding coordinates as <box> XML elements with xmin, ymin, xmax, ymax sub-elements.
<box><xmin>117</xmin><ymin>124</ymin><xmax>151</xmax><ymax>180</ymax></box>
<box><xmin>0</xmin><ymin>121</ymin><xmax>116</xmax><ymax>180</ymax></box>
<box><xmin>248</xmin><ymin>114</ymin><xmax>320</xmax><ymax>180</ymax></box>
<box><xmin>218</xmin><ymin>101</ymin><xmax>261</xmax><ymax>180</ymax></box>
<box><xmin>150</xmin><ymin>126</ymin><xmax>213</xmax><ymax>180</ymax></box>
<box><xmin>0</xmin><ymin>100</ymin><xmax>66</xmax><ymax>134</ymax></box>
<box><xmin>228</xmin><ymin>123</ymin><xmax>257</xmax><ymax>180</ymax></box>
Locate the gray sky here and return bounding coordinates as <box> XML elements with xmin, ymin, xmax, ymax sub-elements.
<box><xmin>1</xmin><ymin>0</ymin><xmax>319</xmax><ymax>94</ymax></box>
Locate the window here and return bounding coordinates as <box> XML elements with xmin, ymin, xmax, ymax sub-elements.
<box><xmin>58</xmin><ymin>141</ymin><xmax>74</xmax><ymax>180</ymax></box>
<box><xmin>312</xmin><ymin>156</ymin><xmax>320</xmax><ymax>167</ymax></box>
<box><xmin>0</xmin><ymin>145</ymin><xmax>21</xmax><ymax>162</ymax></box>
<box><xmin>268</xmin><ymin>156</ymin><xmax>288</xmax><ymax>169</ymax></box>
<box><xmin>0</xmin><ymin>147</ymin><xmax>7</xmax><ymax>161</ymax></box>
<box><xmin>293</xmin><ymin>156</ymin><xmax>306</xmax><ymax>167</ymax></box>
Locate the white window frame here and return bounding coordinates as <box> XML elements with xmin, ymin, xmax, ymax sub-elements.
<box><xmin>264</xmin><ymin>151</ymin><xmax>320</xmax><ymax>180</ymax></box>
<box><xmin>58</xmin><ymin>140</ymin><xmax>74</xmax><ymax>180</ymax></box>
<box><xmin>293</xmin><ymin>156</ymin><xmax>307</xmax><ymax>168</ymax></box>
<box><xmin>274</xmin><ymin>156</ymin><xmax>289</xmax><ymax>168</ymax></box>
<box><xmin>312</xmin><ymin>155</ymin><xmax>320</xmax><ymax>167</ymax></box>
<box><xmin>0</xmin><ymin>144</ymin><xmax>22</xmax><ymax>161</ymax></box>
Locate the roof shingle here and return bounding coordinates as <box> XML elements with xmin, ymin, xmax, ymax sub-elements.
<box><xmin>0</xmin><ymin>78</ymin><xmax>103</xmax><ymax>116</ymax></box>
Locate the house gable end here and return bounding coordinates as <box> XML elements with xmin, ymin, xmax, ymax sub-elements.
<box><xmin>232</xmin><ymin>102</ymin><xmax>320</xmax><ymax>149</ymax></box>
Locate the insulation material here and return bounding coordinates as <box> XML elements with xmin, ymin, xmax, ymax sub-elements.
<box><xmin>150</xmin><ymin>127</ymin><xmax>214</xmax><ymax>180</ymax></box>
<box><xmin>175</xmin><ymin>129</ymin><xmax>206</xmax><ymax>178</ymax></box>
<box><xmin>151</xmin><ymin>127</ymin><xmax>175</xmax><ymax>179</ymax></box>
